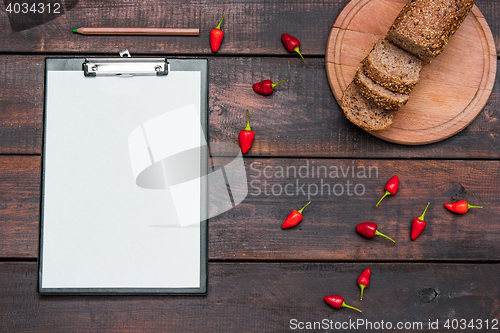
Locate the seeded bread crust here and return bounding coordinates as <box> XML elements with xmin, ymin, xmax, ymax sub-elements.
<box><xmin>386</xmin><ymin>0</ymin><xmax>474</xmax><ymax>63</ymax></box>
<box><xmin>362</xmin><ymin>39</ymin><xmax>423</xmax><ymax>94</ymax></box>
<box><xmin>354</xmin><ymin>69</ymin><xmax>409</xmax><ymax>110</ymax></box>
<box><xmin>341</xmin><ymin>82</ymin><xmax>398</xmax><ymax>131</ymax></box>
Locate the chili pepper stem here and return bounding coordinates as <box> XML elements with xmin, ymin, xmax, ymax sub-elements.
<box><xmin>374</xmin><ymin>230</ymin><xmax>396</xmax><ymax>244</ymax></box>
<box><xmin>341</xmin><ymin>302</ymin><xmax>362</xmax><ymax>312</ymax></box>
<box><xmin>297</xmin><ymin>201</ymin><xmax>311</xmax><ymax>214</ymax></box>
<box><xmin>468</xmin><ymin>204</ymin><xmax>483</xmax><ymax>209</ymax></box>
<box><xmin>293</xmin><ymin>46</ymin><xmax>306</xmax><ymax>62</ymax></box>
<box><xmin>215</xmin><ymin>13</ymin><xmax>225</xmax><ymax>30</ymax></box>
<box><xmin>418</xmin><ymin>202</ymin><xmax>431</xmax><ymax>221</ymax></box>
<box><xmin>376</xmin><ymin>190</ymin><xmax>391</xmax><ymax>207</ymax></box>
<box><xmin>359</xmin><ymin>285</ymin><xmax>365</xmax><ymax>300</ymax></box>
<box><xmin>244</xmin><ymin>109</ymin><xmax>251</xmax><ymax>131</ymax></box>
<box><xmin>271</xmin><ymin>79</ymin><xmax>288</xmax><ymax>89</ymax></box>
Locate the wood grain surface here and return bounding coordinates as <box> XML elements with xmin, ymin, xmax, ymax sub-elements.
<box><xmin>210</xmin><ymin>158</ymin><xmax>500</xmax><ymax>261</ymax></box>
<box><xmin>0</xmin><ymin>262</ymin><xmax>498</xmax><ymax>332</ymax></box>
<box><xmin>74</xmin><ymin>27</ymin><xmax>200</xmax><ymax>36</ymax></box>
<box><xmin>326</xmin><ymin>1</ymin><xmax>497</xmax><ymax>145</ymax></box>
<box><xmin>1</xmin><ymin>55</ymin><xmax>499</xmax><ymax>157</ymax></box>
<box><xmin>0</xmin><ymin>0</ymin><xmax>498</xmax><ymax>56</ymax></box>
<box><xmin>0</xmin><ymin>156</ymin><xmax>40</xmax><ymax>258</ymax></box>
<box><xmin>2</xmin><ymin>156</ymin><xmax>499</xmax><ymax>261</ymax></box>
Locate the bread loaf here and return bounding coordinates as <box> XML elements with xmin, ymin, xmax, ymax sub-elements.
<box><xmin>354</xmin><ymin>69</ymin><xmax>409</xmax><ymax>110</ymax></box>
<box><xmin>386</xmin><ymin>0</ymin><xmax>474</xmax><ymax>63</ymax></box>
<box><xmin>362</xmin><ymin>39</ymin><xmax>423</xmax><ymax>94</ymax></box>
<box><xmin>341</xmin><ymin>82</ymin><xmax>398</xmax><ymax>131</ymax></box>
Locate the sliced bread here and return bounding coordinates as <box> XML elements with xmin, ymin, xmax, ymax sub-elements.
<box><xmin>341</xmin><ymin>82</ymin><xmax>398</xmax><ymax>131</ymax></box>
<box><xmin>362</xmin><ymin>39</ymin><xmax>423</xmax><ymax>94</ymax></box>
<box><xmin>354</xmin><ymin>69</ymin><xmax>409</xmax><ymax>110</ymax></box>
<box><xmin>386</xmin><ymin>0</ymin><xmax>474</xmax><ymax>63</ymax></box>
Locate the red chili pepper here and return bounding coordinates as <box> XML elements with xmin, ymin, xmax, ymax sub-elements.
<box><xmin>356</xmin><ymin>222</ymin><xmax>396</xmax><ymax>244</ymax></box>
<box><xmin>324</xmin><ymin>295</ymin><xmax>362</xmax><ymax>312</ymax></box>
<box><xmin>281</xmin><ymin>33</ymin><xmax>305</xmax><ymax>62</ymax></box>
<box><xmin>252</xmin><ymin>79</ymin><xmax>288</xmax><ymax>96</ymax></box>
<box><xmin>238</xmin><ymin>110</ymin><xmax>255</xmax><ymax>154</ymax></box>
<box><xmin>411</xmin><ymin>202</ymin><xmax>430</xmax><ymax>241</ymax></box>
<box><xmin>210</xmin><ymin>13</ymin><xmax>225</xmax><ymax>52</ymax></box>
<box><xmin>444</xmin><ymin>200</ymin><xmax>482</xmax><ymax>214</ymax></box>
<box><xmin>376</xmin><ymin>175</ymin><xmax>399</xmax><ymax>207</ymax></box>
<box><xmin>281</xmin><ymin>201</ymin><xmax>311</xmax><ymax>229</ymax></box>
<box><xmin>357</xmin><ymin>268</ymin><xmax>371</xmax><ymax>300</ymax></box>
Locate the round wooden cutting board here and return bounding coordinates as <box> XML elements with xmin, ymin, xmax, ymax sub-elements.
<box><xmin>325</xmin><ymin>0</ymin><xmax>497</xmax><ymax>145</ymax></box>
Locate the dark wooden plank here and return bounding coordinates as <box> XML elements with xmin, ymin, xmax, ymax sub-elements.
<box><xmin>0</xmin><ymin>262</ymin><xmax>498</xmax><ymax>332</ymax></box>
<box><xmin>209</xmin><ymin>57</ymin><xmax>500</xmax><ymax>158</ymax></box>
<box><xmin>477</xmin><ymin>0</ymin><xmax>500</xmax><ymax>56</ymax></box>
<box><xmin>0</xmin><ymin>0</ymin><xmax>497</xmax><ymax>56</ymax></box>
<box><xmin>1</xmin><ymin>55</ymin><xmax>499</xmax><ymax>157</ymax></box>
<box><xmin>2</xmin><ymin>156</ymin><xmax>499</xmax><ymax>261</ymax></box>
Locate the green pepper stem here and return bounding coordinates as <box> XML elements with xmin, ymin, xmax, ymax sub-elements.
<box><xmin>374</xmin><ymin>230</ymin><xmax>396</xmax><ymax>244</ymax></box>
<box><xmin>244</xmin><ymin>109</ymin><xmax>251</xmax><ymax>131</ymax></box>
<box><xmin>297</xmin><ymin>201</ymin><xmax>311</xmax><ymax>214</ymax></box>
<box><xmin>341</xmin><ymin>302</ymin><xmax>362</xmax><ymax>312</ymax></box>
<box><xmin>359</xmin><ymin>284</ymin><xmax>365</xmax><ymax>300</ymax></box>
<box><xmin>376</xmin><ymin>190</ymin><xmax>391</xmax><ymax>207</ymax></box>
<box><xmin>417</xmin><ymin>202</ymin><xmax>431</xmax><ymax>221</ymax></box>
<box><xmin>271</xmin><ymin>79</ymin><xmax>288</xmax><ymax>89</ymax></box>
<box><xmin>293</xmin><ymin>46</ymin><xmax>306</xmax><ymax>62</ymax></box>
<box><xmin>216</xmin><ymin>13</ymin><xmax>225</xmax><ymax>30</ymax></box>
<box><xmin>467</xmin><ymin>204</ymin><xmax>483</xmax><ymax>209</ymax></box>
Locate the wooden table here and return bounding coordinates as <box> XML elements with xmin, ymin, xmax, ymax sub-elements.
<box><xmin>0</xmin><ymin>1</ymin><xmax>499</xmax><ymax>331</ymax></box>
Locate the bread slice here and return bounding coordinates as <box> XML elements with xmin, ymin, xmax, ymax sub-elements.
<box><xmin>362</xmin><ymin>39</ymin><xmax>423</xmax><ymax>94</ymax></box>
<box><xmin>341</xmin><ymin>82</ymin><xmax>398</xmax><ymax>131</ymax></box>
<box><xmin>354</xmin><ymin>69</ymin><xmax>409</xmax><ymax>110</ymax></box>
<box><xmin>386</xmin><ymin>0</ymin><xmax>474</xmax><ymax>63</ymax></box>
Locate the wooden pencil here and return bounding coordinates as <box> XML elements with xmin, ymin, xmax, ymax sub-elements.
<box><xmin>73</xmin><ymin>27</ymin><xmax>199</xmax><ymax>36</ymax></box>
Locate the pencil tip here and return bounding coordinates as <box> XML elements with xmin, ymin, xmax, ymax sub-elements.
<box><xmin>72</xmin><ymin>28</ymin><xmax>78</xmax><ymax>33</ymax></box>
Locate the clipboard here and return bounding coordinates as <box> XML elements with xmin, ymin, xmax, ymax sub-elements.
<box><xmin>38</xmin><ymin>55</ymin><xmax>208</xmax><ymax>294</ymax></box>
